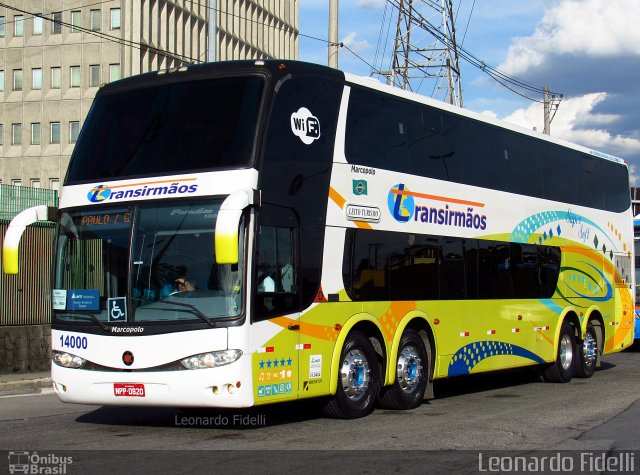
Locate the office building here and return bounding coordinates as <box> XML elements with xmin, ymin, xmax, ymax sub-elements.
<box><xmin>0</xmin><ymin>1</ymin><xmax>298</xmax><ymax>189</ymax></box>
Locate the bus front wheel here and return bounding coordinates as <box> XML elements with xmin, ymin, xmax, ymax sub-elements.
<box><xmin>378</xmin><ymin>329</ymin><xmax>429</xmax><ymax>410</ymax></box>
<box><xmin>543</xmin><ymin>321</ymin><xmax>576</xmax><ymax>383</ymax></box>
<box><xmin>323</xmin><ymin>331</ymin><xmax>380</xmax><ymax>419</ymax></box>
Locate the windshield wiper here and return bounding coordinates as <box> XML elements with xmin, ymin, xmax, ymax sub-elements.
<box><xmin>58</xmin><ymin>312</ymin><xmax>110</xmax><ymax>332</ymax></box>
<box><xmin>157</xmin><ymin>298</ymin><xmax>216</xmax><ymax>327</ymax></box>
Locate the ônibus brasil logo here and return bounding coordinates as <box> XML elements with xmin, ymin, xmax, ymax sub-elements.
<box><xmin>388</xmin><ymin>183</ymin><xmax>414</xmax><ymax>223</ymax></box>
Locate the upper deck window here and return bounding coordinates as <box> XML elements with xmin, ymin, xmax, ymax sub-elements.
<box><xmin>65</xmin><ymin>76</ymin><xmax>264</xmax><ymax>183</ymax></box>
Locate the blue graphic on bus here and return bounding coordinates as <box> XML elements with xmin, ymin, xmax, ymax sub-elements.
<box><xmin>388</xmin><ymin>183</ymin><xmax>414</xmax><ymax>223</ymax></box>
<box><xmin>88</xmin><ymin>185</ymin><xmax>112</xmax><ymax>202</ymax></box>
<box><xmin>448</xmin><ymin>341</ymin><xmax>545</xmax><ymax>377</ymax></box>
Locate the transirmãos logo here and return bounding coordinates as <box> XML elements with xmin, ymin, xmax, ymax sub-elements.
<box><xmin>388</xmin><ymin>183</ymin><xmax>414</xmax><ymax>222</ymax></box>
<box><xmin>387</xmin><ymin>183</ymin><xmax>488</xmax><ymax>230</ymax></box>
<box><xmin>87</xmin><ymin>180</ymin><xmax>198</xmax><ymax>203</ymax></box>
<box><xmin>88</xmin><ymin>185</ymin><xmax>112</xmax><ymax>202</ymax></box>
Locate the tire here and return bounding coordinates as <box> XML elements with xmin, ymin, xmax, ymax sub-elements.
<box><xmin>379</xmin><ymin>329</ymin><xmax>429</xmax><ymax>410</ymax></box>
<box><xmin>323</xmin><ymin>332</ymin><xmax>380</xmax><ymax>419</ymax></box>
<box><xmin>543</xmin><ymin>321</ymin><xmax>577</xmax><ymax>383</ymax></box>
<box><xmin>575</xmin><ymin>322</ymin><xmax>597</xmax><ymax>378</ymax></box>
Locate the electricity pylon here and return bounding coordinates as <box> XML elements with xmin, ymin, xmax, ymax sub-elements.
<box><xmin>387</xmin><ymin>0</ymin><xmax>463</xmax><ymax>107</ymax></box>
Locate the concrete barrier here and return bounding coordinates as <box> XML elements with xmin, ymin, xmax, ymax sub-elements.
<box><xmin>0</xmin><ymin>324</ymin><xmax>51</xmax><ymax>374</ymax></box>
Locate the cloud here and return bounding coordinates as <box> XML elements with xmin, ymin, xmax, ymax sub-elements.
<box><xmin>501</xmin><ymin>92</ymin><xmax>640</xmax><ymax>164</ymax></box>
<box><xmin>356</xmin><ymin>0</ymin><xmax>386</xmax><ymax>8</ymax></box>
<box><xmin>500</xmin><ymin>0</ymin><xmax>640</xmax><ymax>75</ymax></box>
<box><xmin>492</xmin><ymin>0</ymin><xmax>640</xmax><ymax>181</ymax></box>
<box><xmin>341</xmin><ymin>32</ymin><xmax>371</xmax><ymax>55</ymax></box>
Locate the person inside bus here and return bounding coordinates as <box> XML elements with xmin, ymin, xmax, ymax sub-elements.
<box><xmin>175</xmin><ymin>276</ymin><xmax>195</xmax><ymax>292</ymax></box>
<box><xmin>257</xmin><ymin>266</ymin><xmax>275</xmax><ymax>292</ymax></box>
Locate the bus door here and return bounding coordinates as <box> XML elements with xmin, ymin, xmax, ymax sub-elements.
<box><xmin>251</xmin><ymin>208</ymin><xmax>300</xmax><ymax>403</ymax></box>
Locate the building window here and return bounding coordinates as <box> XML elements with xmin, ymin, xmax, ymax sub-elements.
<box><xmin>51</xmin><ymin>67</ymin><xmax>61</xmax><ymax>89</ymax></box>
<box><xmin>31</xmin><ymin>123</ymin><xmax>41</xmax><ymax>145</ymax></box>
<box><xmin>0</xmin><ymin>70</ymin><xmax>4</xmax><ymax>92</ymax></box>
<box><xmin>110</xmin><ymin>8</ymin><xmax>121</xmax><ymax>30</ymax></box>
<box><xmin>12</xmin><ymin>123</ymin><xmax>21</xmax><ymax>145</ymax></box>
<box><xmin>12</xmin><ymin>180</ymin><xmax>22</xmax><ymax>187</ymax></box>
<box><xmin>70</xmin><ymin>121</ymin><xmax>80</xmax><ymax>143</ymax></box>
<box><xmin>13</xmin><ymin>69</ymin><xmax>22</xmax><ymax>91</ymax></box>
<box><xmin>90</xmin><ymin>10</ymin><xmax>101</xmax><ymax>31</ymax></box>
<box><xmin>32</xmin><ymin>68</ymin><xmax>42</xmax><ymax>90</ymax></box>
<box><xmin>89</xmin><ymin>64</ymin><xmax>100</xmax><ymax>87</ymax></box>
<box><xmin>0</xmin><ymin>17</ymin><xmax>5</xmax><ymax>37</ymax></box>
<box><xmin>49</xmin><ymin>178</ymin><xmax>60</xmax><ymax>191</ymax></box>
<box><xmin>14</xmin><ymin>15</ymin><xmax>24</xmax><ymax>37</ymax></box>
<box><xmin>70</xmin><ymin>66</ymin><xmax>80</xmax><ymax>87</ymax></box>
<box><xmin>109</xmin><ymin>63</ymin><xmax>121</xmax><ymax>82</ymax></box>
<box><xmin>31</xmin><ymin>179</ymin><xmax>41</xmax><ymax>188</ymax></box>
<box><xmin>52</xmin><ymin>12</ymin><xmax>62</xmax><ymax>34</ymax></box>
<box><xmin>50</xmin><ymin>122</ymin><xmax>61</xmax><ymax>144</ymax></box>
<box><xmin>71</xmin><ymin>11</ymin><xmax>82</xmax><ymax>33</ymax></box>
<box><xmin>33</xmin><ymin>15</ymin><xmax>43</xmax><ymax>35</ymax></box>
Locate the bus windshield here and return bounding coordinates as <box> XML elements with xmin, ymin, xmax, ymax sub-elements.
<box><xmin>65</xmin><ymin>75</ymin><xmax>264</xmax><ymax>183</ymax></box>
<box><xmin>53</xmin><ymin>200</ymin><xmax>244</xmax><ymax>325</ymax></box>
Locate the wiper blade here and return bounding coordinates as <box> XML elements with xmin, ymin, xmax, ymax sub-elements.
<box><xmin>158</xmin><ymin>298</ymin><xmax>216</xmax><ymax>327</ymax></box>
<box><xmin>59</xmin><ymin>312</ymin><xmax>110</xmax><ymax>332</ymax></box>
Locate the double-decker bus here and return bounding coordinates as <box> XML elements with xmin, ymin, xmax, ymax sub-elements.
<box><xmin>3</xmin><ymin>60</ymin><xmax>634</xmax><ymax>418</ymax></box>
<box><xmin>634</xmin><ymin>216</ymin><xmax>640</xmax><ymax>341</ymax></box>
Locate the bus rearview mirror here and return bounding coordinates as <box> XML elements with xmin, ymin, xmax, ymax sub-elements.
<box><xmin>214</xmin><ymin>188</ymin><xmax>258</xmax><ymax>265</ymax></box>
<box><xmin>3</xmin><ymin>205</ymin><xmax>57</xmax><ymax>274</ymax></box>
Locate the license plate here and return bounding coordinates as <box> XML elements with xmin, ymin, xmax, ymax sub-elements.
<box><xmin>113</xmin><ymin>383</ymin><xmax>145</xmax><ymax>397</ymax></box>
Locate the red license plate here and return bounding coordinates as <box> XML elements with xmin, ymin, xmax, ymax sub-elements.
<box><xmin>113</xmin><ymin>383</ymin><xmax>146</xmax><ymax>397</ymax></box>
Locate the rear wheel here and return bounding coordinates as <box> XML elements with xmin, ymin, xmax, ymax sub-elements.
<box><xmin>323</xmin><ymin>332</ymin><xmax>380</xmax><ymax>419</ymax></box>
<box><xmin>575</xmin><ymin>322</ymin><xmax>597</xmax><ymax>378</ymax></box>
<box><xmin>379</xmin><ymin>329</ymin><xmax>429</xmax><ymax>410</ymax></box>
<box><xmin>543</xmin><ymin>321</ymin><xmax>576</xmax><ymax>383</ymax></box>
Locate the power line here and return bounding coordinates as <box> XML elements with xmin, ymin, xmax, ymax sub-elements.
<box><xmin>0</xmin><ymin>2</ymin><xmax>201</xmax><ymax>64</ymax></box>
<box><xmin>383</xmin><ymin>0</ymin><xmax>562</xmax><ymax>103</ymax></box>
<box><xmin>0</xmin><ymin>0</ymin><xmax>116</xmax><ymax>28</ymax></box>
<box><xmin>2</xmin><ymin>0</ymin><xmax>552</xmax><ymax>104</ymax></box>
<box><xmin>458</xmin><ymin>0</ymin><xmax>475</xmax><ymax>47</ymax></box>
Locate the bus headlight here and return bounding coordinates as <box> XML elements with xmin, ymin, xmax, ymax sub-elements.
<box><xmin>180</xmin><ymin>349</ymin><xmax>242</xmax><ymax>370</ymax></box>
<box><xmin>52</xmin><ymin>350</ymin><xmax>86</xmax><ymax>368</ymax></box>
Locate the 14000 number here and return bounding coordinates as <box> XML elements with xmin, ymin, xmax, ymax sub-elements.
<box><xmin>59</xmin><ymin>334</ymin><xmax>88</xmax><ymax>350</ymax></box>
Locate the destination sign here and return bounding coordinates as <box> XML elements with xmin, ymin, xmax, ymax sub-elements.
<box><xmin>75</xmin><ymin>211</ymin><xmax>131</xmax><ymax>227</ymax></box>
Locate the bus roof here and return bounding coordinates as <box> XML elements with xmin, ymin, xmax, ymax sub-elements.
<box><xmin>344</xmin><ymin>72</ymin><xmax>627</xmax><ymax>168</ymax></box>
<box><xmin>95</xmin><ymin>59</ymin><xmax>626</xmax><ymax>170</ymax></box>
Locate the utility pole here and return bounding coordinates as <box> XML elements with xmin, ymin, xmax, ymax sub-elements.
<box><xmin>328</xmin><ymin>0</ymin><xmax>339</xmax><ymax>68</ymax></box>
<box><xmin>543</xmin><ymin>86</ymin><xmax>562</xmax><ymax>135</ymax></box>
<box><xmin>543</xmin><ymin>86</ymin><xmax>551</xmax><ymax>135</ymax></box>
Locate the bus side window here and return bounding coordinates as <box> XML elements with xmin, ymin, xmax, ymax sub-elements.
<box><xmin>345</xmin><ymin>87</ymin><xmax>409</xmax><ymax>172</ymax></box>
<box><xmin>255</xmin><ymin>225</ymin><xmax>298</xmax><ymax>318</ymax></box>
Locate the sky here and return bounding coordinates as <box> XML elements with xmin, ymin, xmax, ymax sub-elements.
<box><xmin>298</xmin><ymin>0</ymin><xmax>640</xmax><ymax>185</ymax></box>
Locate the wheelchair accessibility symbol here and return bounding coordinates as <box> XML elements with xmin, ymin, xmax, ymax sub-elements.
<box><xmin>108</xmin><ymin>297</ymin><xmax>127</xmax><ymax>322</ymax></box>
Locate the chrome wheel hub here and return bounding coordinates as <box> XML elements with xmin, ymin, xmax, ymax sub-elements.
<box><xmin>340</xmin><ymin>349</ymin><xmax>371</xmax><ymax>401</ymax></box>
<box><xmin>559</xmin><ymin>333</ymin><xmax>574</xmax><ymax>370</ymax></box>
<box><xmin>396</xmin><ymin>346</ymin><xmax>423</xmax><ymax>392</ymax></box>
<box><xmin>582</xmin><ymin>332</ymin><xmax>597</xmax><ymax>367</ymax></box>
